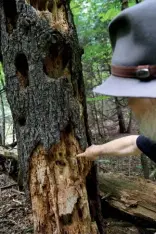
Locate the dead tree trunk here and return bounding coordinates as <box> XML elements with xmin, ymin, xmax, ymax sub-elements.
<box><xmin>0</xmin><ymin>0</ymin><xmax>104</xmax><ymax>233</ymax></box>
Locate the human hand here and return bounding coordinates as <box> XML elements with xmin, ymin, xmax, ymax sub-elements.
<box><xmin>76</xmin><ymin>145</ymin><xmax>100</xmax><ymax>160</ymax></box>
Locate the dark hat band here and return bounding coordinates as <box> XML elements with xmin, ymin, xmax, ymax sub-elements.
<box><xmin>111</xmin><ymin>64</ymin><xmax>156</xmax><ymax>80</ymax></box>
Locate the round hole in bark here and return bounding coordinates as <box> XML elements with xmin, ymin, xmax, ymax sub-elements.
<box><xmin>55</xmin><ymin>160</ymin><xmax>66</xmax><ymax>167</ymax></box>
<box><xmin>15</xmin><ymin>53</ymin><xmax>29</xmax><ymax>88</ymax></box>
<box><xmin>18</xmin><ymin>117</ymin><xmax>26</xmax><ymax>126</ymax></box>
<box><xmin>60</xmin><ymin>214</ymin><xmax>72</xmax><ymax>226</ymax></box>
<box><xmin>3</xmin><ymin>0</ymin><xmax>18</xmax><ymax>33</ymax></box>
<box><xmin>59</xmin><ymin>152</ymin><xmax>63</xmax><ymax>157</ymax></box>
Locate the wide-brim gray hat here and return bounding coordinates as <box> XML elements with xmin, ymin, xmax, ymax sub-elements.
<box><xmin>94</xmin><ymin>0</ymin><xmax>156</xmax><ymax>98</ymax></box>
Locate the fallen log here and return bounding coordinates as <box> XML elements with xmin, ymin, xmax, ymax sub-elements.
<box><xmin>0</xmin><ymin>146</ymin><xmax>18</xmax><ymax>161</ymax></box>
<box><xmin>99</xmin><ymin>172</ymin><xmax>156</xmax><ymax>224</ymax></box>
<box><xmin>0</xmin><ymin>146</ymin><xmax>18</xmax><ymax>182</ymax></box>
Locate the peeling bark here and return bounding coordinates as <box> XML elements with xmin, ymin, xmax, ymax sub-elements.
<box><xmin>0</xmin><ymin>0</ymin><xmax>104</xmax><ymax>233</ymax></box>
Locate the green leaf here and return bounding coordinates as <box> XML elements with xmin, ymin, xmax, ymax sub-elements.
<box><xmin>87</xmin><ymin>95</ymin><xmax>110</xmax><ymax>102</ymax></box>
<box><xmin>99</xmin><ymin>8</ymin><xmax>120</xmax><ymax>22</ymax></box>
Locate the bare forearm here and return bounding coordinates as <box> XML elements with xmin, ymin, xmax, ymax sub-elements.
<box><xmin>76</xmin><ymin>135</ymin><xmax>142</xmax><ymax>160</ymax></box>
<box><xmin>97</xmin><ymin>135</ymin><xmax>142</xmax><ymax>157</ymax></box>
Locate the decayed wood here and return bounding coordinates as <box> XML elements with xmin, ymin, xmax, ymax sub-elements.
<box><xmin>99</xmin><ymin>173</ymin><xmax>156</xmax><ymax>223</ymax></box>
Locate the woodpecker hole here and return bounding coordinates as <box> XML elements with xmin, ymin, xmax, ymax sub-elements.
<box><xmin>15</xmin><ymin>53</ymin><xmax>29</xmax><ymax>88</ymax></box>
<box><xmin>18</xmin><ymin>117</ymin><xmax>26</xmax><ymax>126</ymax></box>
<box><xmin>60</xmin><ymin>214</ymin><xmax>72</xmax><ymax>226</ymax></box>
<box><xmin>3</xmin><ymin>0</ymin><xmax>18</xmax><ymax>33</ymax></box>
<box><xmin>55</xmin><ymin>160</ymin><xmax>66</xmax><ymax>167</ymax></box>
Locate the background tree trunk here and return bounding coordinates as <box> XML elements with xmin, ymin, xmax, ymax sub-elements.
<box><xmin>120</xmin><ymin>0</ymin><xmax>129</xmax><ymax>10</ymax></box>
<box><xmin>0</xmin><ymin>0</ymin><xmax>104</xmax><ymax>233</ymax></box>
<box><xmin>141</xmin><ymin>154</ymin><xmax>150</xmax><ymax>179</ymax></box>
<box><xmin>115</xmin><ymin>98</ymin><xmax>126</xmax><ymax>133</ymax></box>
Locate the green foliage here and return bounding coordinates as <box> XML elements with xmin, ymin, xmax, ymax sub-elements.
<box><xmin>71</xmin><ymin>0</ymin><xmax>137</xmax><ymax>96</ymax></box>
<box><xmin>87</xmin><ymin>95</ymin><xmax>109</xmax><ymax>102</ymax></box>
<box><xmin>99</xmin><ymin>8</ymin><xmax>120</xmax><ymax>22</ymax></box>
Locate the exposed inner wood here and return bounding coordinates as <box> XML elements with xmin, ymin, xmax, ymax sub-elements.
<box><xmin>29</xmin><ymin>131</ymin><xmax>97</xmax><ymax>234</ymax></box>
<box><xmin>27</xmin><ymin>0</ymin><xmax>69</xmax><ymax>33</ymax></box>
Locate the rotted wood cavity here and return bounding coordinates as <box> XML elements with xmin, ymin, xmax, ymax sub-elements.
<box><xmin>29</xmin><ymin>130</ymin><xmax>97</xmax><ymax>234</ymax></box>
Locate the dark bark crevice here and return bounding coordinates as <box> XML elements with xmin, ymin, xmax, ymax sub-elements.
<box><xmin>0</xmin><ymin>53</ymin><xmax>3</xmax><ymax>63</ymax></box>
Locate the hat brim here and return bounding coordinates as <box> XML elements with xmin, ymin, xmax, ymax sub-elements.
<box><xmin>93</xmin><ymin>75</ymin><xmax>156</xmax><ymax>98</ymax></box>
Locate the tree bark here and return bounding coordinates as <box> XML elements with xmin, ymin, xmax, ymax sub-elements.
<box><xmin>0</xmin><ymin>0</ymin><xmax>104</xmax><ymax>233</ymax></box>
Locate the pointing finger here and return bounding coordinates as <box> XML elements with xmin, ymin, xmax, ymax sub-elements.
<box><xmin>76</xmin><ymin>152</ymin><xmax>86</xmax><ymax>158</ymax></box>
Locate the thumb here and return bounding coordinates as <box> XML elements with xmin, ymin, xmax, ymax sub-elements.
<box><xmin>76</xmin><ymin>152</ymin><xmax>86</xmax><ymax>158</ymax></box>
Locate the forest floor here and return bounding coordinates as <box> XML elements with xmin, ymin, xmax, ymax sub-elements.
<box><xmin>0</xmin><ymin>172</ymin><xmax>33</xmax><ymax>234</ymax></box>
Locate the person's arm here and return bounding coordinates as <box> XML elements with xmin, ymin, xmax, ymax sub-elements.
<box><xmin>77</xmin><ymin>135</ymin><xmax>142</xmax><ymax>160</ymax></box>
<box><xmin>136</xmin><ymin>135</ymin><xmax>156</xmax><ymax>163</ymax></box>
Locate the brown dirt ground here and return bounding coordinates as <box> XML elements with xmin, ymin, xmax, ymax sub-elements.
<box><xmin>0</xmin><ymin>172</ymin><xmax>33</xmax><ymax>234</ymax></box>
